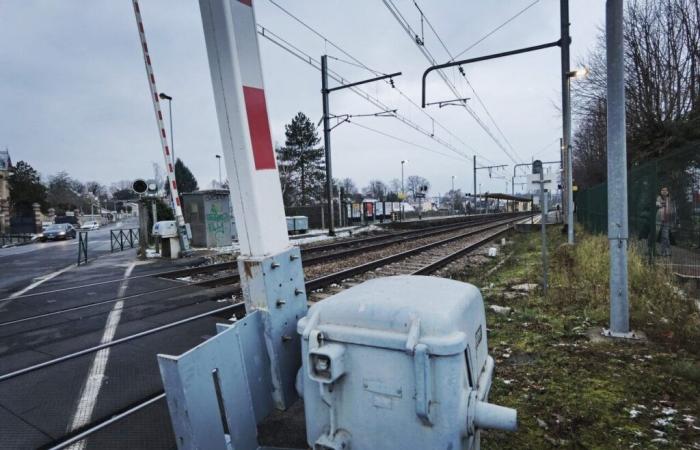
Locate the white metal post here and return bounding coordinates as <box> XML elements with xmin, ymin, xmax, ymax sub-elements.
<box><xmin>199</xmin><ymin>0</ymin><xmax>289</xmax><ymax>257</ymax></box>
<box><xmin>606</xmin><ymin>0</ymin><xmax>630</xmax><ymax>335</ymax></box>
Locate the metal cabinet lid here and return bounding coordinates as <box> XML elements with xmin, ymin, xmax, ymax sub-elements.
<box><xmin>298</xmin><ymin>275</ymin><xmax>485</xmax><ymax>356</ymax></box>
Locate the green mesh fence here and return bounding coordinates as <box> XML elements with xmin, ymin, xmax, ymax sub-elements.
<box><xmin>576</xmin><ymin>147</ymin><xmax>700</xmax><ymax>278</ymax></box>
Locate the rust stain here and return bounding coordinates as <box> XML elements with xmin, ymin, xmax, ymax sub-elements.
<box><xmin>243</xmin><ymin>260</ymin><xmax>255</xmax><ymax>278</ymax></box>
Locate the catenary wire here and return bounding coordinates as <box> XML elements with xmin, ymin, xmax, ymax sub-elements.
<box><xmin>384</xmin><ymin>0</ymin><xmax>523</xmax><ymax>165</ymax></box>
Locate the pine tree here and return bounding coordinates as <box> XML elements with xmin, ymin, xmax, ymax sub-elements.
<box><xmin>8</xmin><ymin>161</ymin><xmax>47</xmax><ymax>215</ymax></box>
<box><xmin>175</xmin><ymin>158</ymin><xmax>199</xmax><ymax>193</ymax></box>
<box><xmin>277</xmin><ymin>112</ymin><xmax>325</xmax><ymax>205</ymax></box>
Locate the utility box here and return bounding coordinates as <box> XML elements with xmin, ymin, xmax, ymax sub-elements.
<box><xmin>297</xmin><ymin>275</ymin><xmax>516</xmax><ymax>450</ymax></box>
<box><xmin>152</xmin><ymin>220</ymin><xmax>178</xmax><ymax>238</ymax></box>
<box><xmin>182</xmin><ymin>190</ymin><xmax>235</xmax><ymax>248</ymax></box>
<box><xmin>286</xmin><ymin>216</ymin><xmax>309</xmax><ymax>234</ymax></box>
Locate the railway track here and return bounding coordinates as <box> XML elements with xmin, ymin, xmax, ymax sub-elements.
<box><xmin>0</xmin><ymin>213</ymin><xmax>527</xmax><ymax>330</ymax></box>
<box><xmin>0</xmin><ymin>213</ymin><xmax>530</xmax><ymax>449</ymax></box>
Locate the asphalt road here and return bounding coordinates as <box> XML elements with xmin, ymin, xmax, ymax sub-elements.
<box><xmin>0</xmin><ymin>219</ymin><xmax>139</xmax><ymax>298</ymax></box>
<box><xmin>0</xmin><ymin>218</ymin><xmax>239</xmax><ymax>449</ymax></box>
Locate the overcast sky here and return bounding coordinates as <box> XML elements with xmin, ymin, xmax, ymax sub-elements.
<box><xmin>0</xmin><ymin>0</ymin><xmax>604</xmax><ymax>196</ymax></box>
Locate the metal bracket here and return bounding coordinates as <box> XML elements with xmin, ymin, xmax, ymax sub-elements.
<box><xmin>238</xmin><ymin>246</ymin><xmax>308</xmax><ymax>409</ymax></box>
<box><xmin>413</xmin><ymin>343</ymin><xmax>433</xmax><ymax>425</ymax></box>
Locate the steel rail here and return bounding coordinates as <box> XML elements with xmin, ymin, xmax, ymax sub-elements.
<box><xmin>47</xmin><ymin>393</ymin><xmax>167</xmax><ymax>450</ymax></box>
<box><xmin>0</xmin><ymin>213</ymin><xmax>516</xmax><ymax>303</ymax></box>
<box><xmin>0</xmin><ymin>215</ymin><xmax>531</xmax><ymax>380</ymax></box>
<box><xmin>305</xmin><ymin>216</ymin><xmax>525</xmax><ymax>291</ymax></box>
<box><xmin>0</xmin><ymin>304</ymin><xmax>242</xmax><ymax>383</ymax></box>
<box><xmin>411</xmin><ymin>222</ymin><xmax>524</xmax><ymax>275</ymax></box>
<box><xmin>0</xmin><ymin>217</ymin><xmax>507</xmax><ymax>325</ymax></box>
<box><xmin>40</xmin><ymin>215</ymin><xmax>532</xmax><ymax>450</ymax></box>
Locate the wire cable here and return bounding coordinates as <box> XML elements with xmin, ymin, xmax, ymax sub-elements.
<box><xmin>348</xmin><ymin>120</ymin><xmax>469</xmax><ymax>162</ymax></box>
<box><xmin>257</xmin><ymin>25</ymin><xmax>471</xmax><ymax>161</ymax></box>
<box><xmin>451</xmin><ymin>0</ymin><xmax>541</xmax><ymax>61</ymax></box>
<box><xmin>263</xmin><ymin>0</ymin><xmax>480</xmax><ymax>158</ymax></box>
<box><xmin>384</xmin><ymin>0</ymin><xmax>522</xmax><ymax>165</ymax></box>
<box><xmin>409</xmin><ymin>0</ymin><xmax>521</xmax><ymax>164</ymax></box>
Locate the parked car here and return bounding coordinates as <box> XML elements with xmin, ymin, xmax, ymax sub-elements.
<box><xmin>39</xmin><ymin>223</ymin><xmax>77</xmax><ymax>241</ymax></box>
<box><xmin>80</xmin><ymin>221</ymin><xmax>100</xmax><ymax>231</ymax></box>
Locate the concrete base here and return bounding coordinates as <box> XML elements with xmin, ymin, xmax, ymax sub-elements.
<box><xmin>587</xmin><ymin>327</ymin><xmax>646</xmax><ymax>343</ymax></box>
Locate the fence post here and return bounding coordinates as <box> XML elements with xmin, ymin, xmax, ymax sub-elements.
<box><xmin>78</xmin><ymin>231</ymin><xmax>88</xmax><ymax>265</ymax></box>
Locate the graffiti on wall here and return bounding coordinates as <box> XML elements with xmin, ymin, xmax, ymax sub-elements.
<box><xmin>206</xmin><ymin>204</ymin><xmax>230</xmax><ymax>246</ymax></box>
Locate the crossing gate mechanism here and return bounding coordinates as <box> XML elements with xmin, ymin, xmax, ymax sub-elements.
<box><xmin>155</xmin><ymin>0</ymin><xmax>517</xmax><ymax>449</ymax></box>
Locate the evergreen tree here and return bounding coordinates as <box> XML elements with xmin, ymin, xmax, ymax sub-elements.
<box><xmin>277</xmin><ymin>112</ymin><xmax>325</xmax><ymax>205</ymax></box>
<box><xmin>47</xmin><ymin>171</ymin><xmax>81</xmax><ymax>214</ymax></box>
<box><xmin>8</xmin><ymin>161</ymin><xmax>47</xmax><ymax>215</ymax></box>
<box><xmin>175</xmin><ymin>158</ymin><xmax>199</xmax><ymax>193</ymax></box>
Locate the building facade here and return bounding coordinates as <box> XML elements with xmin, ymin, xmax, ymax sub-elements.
<box><xmin>0</xmin><ymin>149</ymin><xmax>10</xmax><ymax>204</ymax></box>
<box><xmin>0</xmin><ymin>150</ymin><xmax>12</xmax><ymax>233</ymax></box>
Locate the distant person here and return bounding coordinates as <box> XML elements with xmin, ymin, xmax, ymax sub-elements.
<box><xmin>656</xmin><ymin>186</ymin><xmax>676</xmax><ymax>257</ymax></box>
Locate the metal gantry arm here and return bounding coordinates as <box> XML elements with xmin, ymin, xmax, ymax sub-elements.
<box><xmin>421</xmin><ymin>40</ymin><xmax>562</xmax><ymax>108</ymax></box>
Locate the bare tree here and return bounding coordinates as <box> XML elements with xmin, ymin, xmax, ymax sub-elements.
<box><xmin>572</xmin><ymin>0</ymin><xmax>700</xmax><ymax>187</ymax></box>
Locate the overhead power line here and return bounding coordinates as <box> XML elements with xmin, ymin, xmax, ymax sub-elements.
<box><xmin>257</xmin><ymin>25</ymin><xmax>469</xmax><ymax>161</ymax></box>
<box><xmin>408</xmin><ymin>0</ymin><xmax>521</xmax><ymax>163</ymax></box>
<box><xmin>384</xmin><ymin>0</ymin><xmax>524</xmax><ymax>165</ymax></box>
<box><xmin>348</xmin><ymin>120</ymin><xmax>469</xmax><ymax>162</ymax></box>
<box><xmin>451</xmin><ymin>0</ymin><xmax>541</xmax><ymax>61</ymax></box>
<box><xmin>263</xmin><ymin>0</ymin><xmax>483</xmax><ymax>160</ymax></box>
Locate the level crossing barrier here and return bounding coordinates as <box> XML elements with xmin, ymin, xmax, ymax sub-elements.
<box><xmin>110</xmin><ymin>228</ymin><xmax>140</xmax><ymax>253</ymax></box>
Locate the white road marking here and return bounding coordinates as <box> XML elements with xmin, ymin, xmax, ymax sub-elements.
<box><xmin>66</xmin><ymin>261</ymin><xmax>137</xmax><ymax>446</ymax></box>
<box><xmin>7</xmin><ymin>263</ymin><xmax>76</xmax><ymax>299</ymax></box>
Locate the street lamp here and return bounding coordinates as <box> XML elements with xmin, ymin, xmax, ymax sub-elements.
<box><xmin>215</xmin><ymin>154</ymin><xmax>222</xmax><ymax>187</ymax></box>
<box><xmin>159</xmin><ymin>92</ymin><xmax>174</xmax><ymax>162</ymax></box>
<box><xmin>563</xmin><ymin>66</ymin><xmax>588</xmax><ymax>244</ymax></box>
<box><xmin>401</xmin><ymin>160</ymin><xmax>408</xmax><ymax>220</ymax></box>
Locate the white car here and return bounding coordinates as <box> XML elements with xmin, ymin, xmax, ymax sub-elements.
<box><xmin>80</xmin><ymin>221</ymin><xmax>100</xmax><ymax>231</ymax></box>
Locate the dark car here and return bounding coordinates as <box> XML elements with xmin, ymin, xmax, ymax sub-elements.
<box><xmin>40</xmin><ymin>223</ymin><xmax>77</xmax><ymax>241</ymax></box>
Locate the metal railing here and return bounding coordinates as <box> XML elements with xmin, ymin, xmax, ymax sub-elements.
<box><xmin>110</xmin><ymin>228</ymin><xmax>140</xmax><ymax>253</ymax></box>
<box><xmin>77</xmin><ymin>231</ymin><xmax>88</xmax><ymax>265</ymax></box>
<box><xmin>0</xmin><ymin>233</ymin><xmax>34</xmax><ymax>247</ymax></box>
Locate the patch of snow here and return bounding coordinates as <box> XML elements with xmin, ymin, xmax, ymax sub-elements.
<box><xmin>661</xmin><ymin>407</ymin><xmax>677</xmax><ymax>416</ymax></box>
<box><xmin>653</xmin><ymin>417</ymin><xmax>672</xmax><ymax>427</ymax></box>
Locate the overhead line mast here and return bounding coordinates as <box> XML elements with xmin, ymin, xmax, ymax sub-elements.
<box><xmin>131</xmin><ymin>0</ymin><xmax>190</xmax><ymax>252</ymax></box>
<box><xmin>257</xmin><ymin>25</ymin><xmax>471</xmax><ymax>161</ymax></box>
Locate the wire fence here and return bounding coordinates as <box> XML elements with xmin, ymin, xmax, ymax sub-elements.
<box><xmin>576</xmin><ymin>146</ymin><xmax>700</xmax><ymax>280</ymax></box>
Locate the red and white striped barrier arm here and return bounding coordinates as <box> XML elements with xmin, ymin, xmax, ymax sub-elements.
<box><xmin>199</xmin><ymin>0</ymin><xmax>289</xmax><ymax>257</ymax></box>
<box><xmin>131</xmin><ymin>0</ymin><xmax>188</xmax><ymax>246</ymax></box>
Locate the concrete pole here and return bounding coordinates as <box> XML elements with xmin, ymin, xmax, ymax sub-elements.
<box><xmin>321</xmin><ymin>55</ymin><xmax>335</xmax><ymax>236</ymax></box>
<box><xmin>401</xmin><ymin>160</ymin><xmax>405</xmax><ymax>220</ymax></box>
<box><xmin>473</xmin><ymin>155</ymin><xmax>477</xmax><ymax>204</ymax></box>
<box><xmin>152</xmin><ymin>199</ymin><xmax>159</xmax><ymax>253</ymax></box>
<box><xmin>560</xmin><ymin>0</ymin><xmax>574</xmax><ymax>244</ymax></box>
<box><xmin>606</xmin><ymin>0</ymin><xmax>630</xmax><ymax>334</ymax></box>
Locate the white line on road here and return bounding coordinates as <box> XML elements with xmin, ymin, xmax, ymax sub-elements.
<box><xmin>66</xmin><ymin>261</ymin><xmax>137</xmax><ymax>447</ymax></box>
<box><xmin>0</xmin><ymin>263</ymin><xmax>77</xmax><ymax>313</ymax></box>
<box><xmin>7</xmin><ymin>264</ymin><xmax>76</xmax><ymax>300</ymax></box>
